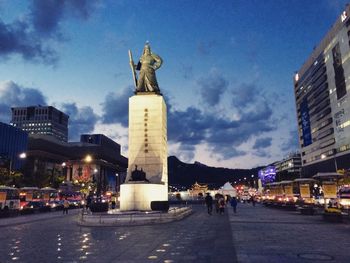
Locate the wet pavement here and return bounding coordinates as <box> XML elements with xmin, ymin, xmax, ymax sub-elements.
<box><xmin>0</xmin><ymin>205</ymin><xmax>236</xmax><ymax>263</ymax></box>
<box><xmin>229</xmin><ymin>203</ymin><xmax>350</xmax><ymax>263</ymax></box>
<box><xmin>1</xmin><ymin>204</ymin><xmax>350</xmax><ymax>262</ymax></box>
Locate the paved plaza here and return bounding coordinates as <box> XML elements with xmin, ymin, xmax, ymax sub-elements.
<box><xmin>0</xmin><ymin>204</ymin><xmax>350</xmax><ymax>262</ymax></box>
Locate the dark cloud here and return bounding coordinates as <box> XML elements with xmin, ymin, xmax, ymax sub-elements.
<box><xmin>0</xmin><ymin>81</ymin><xmax>46</xmax><ymax>123</ymax></box>
<box><xmin>231</xmin><ymin>83</ymin><xmax>260</xmax><ymax>108</ymax></box>
<box><xmin>30</xmin><ymin>0</ymin><xmax>65</xmax><ymax>36</ymax></box>
<box><xmin>0</xmin><ymin>0</ymin><xmax>97</xmax><ymax>63</ymax></box>
<box><xmin>167</xmin><ymin>101</ymin><xmax>274</xmax><ymax>160</ymax></box>
<box><xmin>60</xmin><ymin>102</ymin><xmax>99</xmax><ymax>141</ymax></box>
<box><xmin>100</xmin><ymin>84</ymin><xmax>275</xmax><ymax>161</ymax></box>
<box><xmin>253</xmin><ymin>137</ymin><xmax>272</xmax><ymax>150</ymax></box>
<box><xmin>101</xmin><ymin>86</ymin><xmax>133</xmax><ymax>127</ymax></box>
<box><xmin>198</xmin><ymin>70</ymin><xmax>228</xmax><ymax>106</ymax></box>
<box><xmin>281</xmin><ymin>129</ymin><xmax>299</xmax><ymax>152</ymax></box>
<box><xmin>31</xmin><ymin>0</ymin><xmax>95</xmax><ymax>36</ymax></box>
<box><xmin>0</xmin><ymin>19</ymin><xmax>58</xmax><ymax>63</ymax></box>
<box><xmin>253</xmin><ymin>149</ymin><xmax>271</xmax><ymax>158</ymax></box>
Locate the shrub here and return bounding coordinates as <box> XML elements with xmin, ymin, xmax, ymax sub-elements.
<box><xmin>151</xmin><ymin>201</ymin><xmax>169</xmax><ymax>212</ymax></box>
<box><xmin>89</xmin><ymin>202</ymin><xmax>109</xmax><ymax>213</ymax></box>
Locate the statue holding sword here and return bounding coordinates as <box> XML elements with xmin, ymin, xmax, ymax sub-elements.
<box><xmin>128</xmin><ymin>42</ymin><xmax>163</xmax><ymax>94</ymax></box>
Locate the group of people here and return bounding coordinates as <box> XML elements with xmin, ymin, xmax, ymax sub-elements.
<box><xmin>205</xmin><ymin>193</ymin><xmax>238</xmax><ymax>215</ymax></box>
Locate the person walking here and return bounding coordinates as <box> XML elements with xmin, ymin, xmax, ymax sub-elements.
<box><xmin>251</xmin><ymin>195</ymin><xmax>256</xmax><ymax>206</ymax></box>
<box><xmin>219</xmin><ymin>197</ymin><xmax>225</xmax><ymax>214</ymax></box>
<box><xmin>205</xmin><ymin>193</ymin><xmax>213</xmax><ymax>215</ymax></box>
<box><xmin>63</xmin><ymin>198</ymin><xmax>69</xmax><ymax>215</ymax></box>
<box><xmin>214</xmin><ymin>195</ymin><xmax>220</xmax><ymax>214</ymax></box>
<box><xmin>230</xmin><ymin>197</ymin><xmax>238</xmax><ymax>214</ymax></box>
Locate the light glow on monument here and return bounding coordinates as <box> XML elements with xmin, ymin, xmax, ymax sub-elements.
<box><xmin>120</xmin><ymin>42</ymin><xmax>168</xmax><ymax>211</ymax></box>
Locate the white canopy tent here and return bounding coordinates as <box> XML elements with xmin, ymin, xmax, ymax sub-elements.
<box><xmin>217</xmin><ymin>182</ymin><xmax>237</xmax><ymax>197</ymax></box>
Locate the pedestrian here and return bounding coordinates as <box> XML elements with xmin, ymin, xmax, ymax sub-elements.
<box><xmin>63</xmin><ymin>198</ymin><xmax>69</xmax><ymax>215</ymax></box>
<box><xmin>214</xmin><ymin>195</ymin><xmax>220</xmax><ymax>213</ymax></box>
<box><xmin>230</xmin><ymin>197</ymin><xmax>238</xmax><ymax>214</ymax></box>
<box><xmin>86</xmin><ymin>194</ymin><xmax>92</xmax><ymax>210</ymax></box>
<box><xmin>204</xmin><ymin>192</ymin><xmax>213</xmax><ymax>215</ymax></box>
<box><xmin>251</xmin><ymin>195</ymin><xmax>256</xmax><ymax>206</ymax></box>
<box><xmin>111</xmin><ymin>194</ymin><xmax>117</xmax><ymax>209</ymax></box>
<box><xmin>219</xmin><ymin>197</ymin><xmax>225</xmax><ymax>214</ymax></box>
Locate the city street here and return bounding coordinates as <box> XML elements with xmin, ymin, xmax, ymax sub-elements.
<box><xmin>0</xmin><ymin>204</ymin><xmax>350</xmax><ymax>262</ymax></box>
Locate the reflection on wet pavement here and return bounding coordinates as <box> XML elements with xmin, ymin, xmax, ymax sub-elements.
<box><xmin>0</xmin><ymin>206</ymin><xmax>235</xmax><ymax>262</ymax></box>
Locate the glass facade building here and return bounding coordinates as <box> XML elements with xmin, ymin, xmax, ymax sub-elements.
<box><xmin>294</xmin><ymin>7</ymin><xmax>350</xmax><ymax>175</ymax></box>
<box><xmin>0</xmin><ymin>122</ymin><xmax>28</xmax><ymax>171</ymax></box>
<box><xmin>11</xmin><ymin>106</ymin><xmax>69</xmax><ymax>142</ymax></box>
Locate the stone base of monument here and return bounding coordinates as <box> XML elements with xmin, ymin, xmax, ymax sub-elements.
<box><xmin>78</xmin><ymin>207</ymin><xmax>192</xmax><ymax>227</ymax></box>
<box><xmin>119</xmin><ymin>183</ymin><xmax>168</xmax><ymax>211</ymax></box>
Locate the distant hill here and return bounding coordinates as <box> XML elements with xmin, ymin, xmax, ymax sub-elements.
<box><xmin>168</xmin><ymin>156</ymin><xmax>263</xmax><ymax>188</ymax></box>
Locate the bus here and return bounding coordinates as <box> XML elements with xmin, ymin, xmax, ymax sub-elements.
<box><xmin>40</xmin><ymin>187</ymin><xmax>59</xmax><ymax>202</ymax></box>
<box><xmin>19</xmin><ymin>187</ymin><xmax>42</xmax><ymax>208</ymax></box>
<box><xmin>0</xmin><ymin>186</ymin><xmax>20</xmax><ymax>211</ymax></box>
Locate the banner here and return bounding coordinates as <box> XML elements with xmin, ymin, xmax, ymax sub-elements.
<box><xmin>26</xmin><ymin>193</ymin><xmax>33</xmax><ymax>201</ymax></box>
<box><xmin>0</xmin><ymin>192</ymin><xmax>6</xmax><ymax>202</ymax></box>
<box><xmin>300</xmin><ymin>184</ymin><xmax>310</xmax><ymax>198</ymax></box>
<box><xmin>284</xmin><ymin>185</ymin><xmax>293</xmax><ymax>197</ymax></box>
<box><xmin>43</xmin><ymin>193</ymin><xmax>50</xmax><ymax>201</ymax></box>
<box><xmin>323</xmin><ymin>183</ymin><xmax>337</xmax><ymax>199</ymax></box>
<box><xmin>300</xmin><ymin>98</ymin><xmax>312</xmax><ymax>146</ymax></box>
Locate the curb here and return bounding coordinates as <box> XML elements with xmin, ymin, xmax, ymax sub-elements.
<box><xmin>78</xmin><ymin>207</ymin><xmax>193</xmax><ymax>227</ymax></box>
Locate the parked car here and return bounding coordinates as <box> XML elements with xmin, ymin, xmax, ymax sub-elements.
<box><xmin>48</xmin><ymin>200</ymin><xmax>64</xmax><ymax>210</ymax></box>
<box><xmin>21</xmin><ymin>201</ymin><xmax>51</xmax><ymax>214</ymax></box>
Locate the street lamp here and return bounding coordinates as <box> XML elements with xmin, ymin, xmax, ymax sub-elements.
<box><xmin>115</xmin><ymin>173</ymin><xmax>119</xmax><ymax>193</ymax></box>
<box><xmin>85</xmin><ymin>155</ymin><xmax>92</xmax><ymax>163</ymax></box>
<box><xmin>9</xmin><ymin>152</ymin><xmax>26</xmax><ymax>177</ymax></box>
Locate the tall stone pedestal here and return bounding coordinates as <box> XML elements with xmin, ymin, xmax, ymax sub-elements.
<box><xmin>120</xmin><ymin>93</ymin><xmax>168</xmax><ymax>211</ymax></box>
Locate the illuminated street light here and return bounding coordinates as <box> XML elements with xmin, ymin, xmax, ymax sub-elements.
<box><xmin>85</xmin><ymin>155</ymin><xmax>92</xmax><ymax>163</ymax></box>
<box><xmin>61</xmin><ymin>162</ymin><xmax>66</xmax><ymax>167</ymax></box>
<box><xmin>9</xmin><ymin>152</ymin><xmax>27</xmax><ymax>176</ymax></box>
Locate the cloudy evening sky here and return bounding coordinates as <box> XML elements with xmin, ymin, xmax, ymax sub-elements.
<box><xmin>0</xmin><ymin>0</ymin><xmax>348</xmax><ymax>168</ymax></box>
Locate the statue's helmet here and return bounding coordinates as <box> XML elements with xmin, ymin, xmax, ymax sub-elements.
<box><xmin>143</xmin><ymin>41</ymin><xmax>151</xmax><ymax>54</ymax></box>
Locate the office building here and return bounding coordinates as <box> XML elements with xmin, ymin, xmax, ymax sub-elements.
<box><xmin>294</xmin><ymin>6</ymin><xmax>350</xmax><ymax>176</ymax></box>
<box><xmin>0</xmin><ymin>122</ymin><xmax>28</xmax><ymax>172</ymax></box>
<box><xmin>26</xmin><ymin>134</ymin><xmax>127</xmax><ymax>192</ymax></box>
<box><xmin>274</xmin><ymin>152</ymin><xmax>302</xmax><ymax>180</ymax></box>
<box><xmin>11</xmin><ymin>105</ymin><xmax>69</xmax><ymax>142</ymax></box>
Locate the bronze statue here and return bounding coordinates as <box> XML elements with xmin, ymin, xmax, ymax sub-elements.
<box><xmin>129</xmin><ymin>42</ymin><xmax>162</xmax><ymax>93</ymax></box>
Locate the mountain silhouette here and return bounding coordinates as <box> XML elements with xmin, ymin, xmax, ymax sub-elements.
<box><xmin>168</xmin><ymin>156</ymin><xmax>262</xmax><ymax>189</ymax></box>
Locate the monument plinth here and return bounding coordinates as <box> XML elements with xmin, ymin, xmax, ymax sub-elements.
<box><xmin>120</xmin><ymin>43</ymin><xmax>168</xmax><ymax>211</ymax></box>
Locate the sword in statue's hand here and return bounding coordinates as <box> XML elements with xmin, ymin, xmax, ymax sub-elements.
<box><xmin>128</xmin><ymin>50</ymin><xmax>138</xmax><ymax>88</ymax></box>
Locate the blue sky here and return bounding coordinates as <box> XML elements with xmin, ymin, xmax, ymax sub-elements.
<box><xmin>0</xmin><ymin>0</ymin><xmax>348</xmax><ymax>168</ymax></box>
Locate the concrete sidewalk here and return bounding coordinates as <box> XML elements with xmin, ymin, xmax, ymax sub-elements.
<box><xmin>228</xmin><ymin>203</ymin><xmax>350</xmax><ymax>263</ymax></box>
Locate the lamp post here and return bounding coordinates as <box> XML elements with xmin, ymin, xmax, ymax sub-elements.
<box><xmin>115</xmin><ymin>173</ymin><xmax>119</xmax><ymax>193</ymax></box>
<box><xmin>9</xmin><ymin>152</ymin><xmax>26</xmax><ymax>177</ymax></box>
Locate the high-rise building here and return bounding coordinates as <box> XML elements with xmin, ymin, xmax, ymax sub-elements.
<box><xmin>10</xmin><ymin>106</ymin><xmax>69</xmax><ymax>142</ymax></box>
<box><xmin>294</xmin><ymin>6</ymin><xmax>350</xmax><ymax>176</ymax></box>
